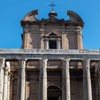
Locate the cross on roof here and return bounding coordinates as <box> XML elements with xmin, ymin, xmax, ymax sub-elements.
<box><xmin>49</xmin><ymin>2</ymin><xmax>56</xmax><ymax>10</ymax></box>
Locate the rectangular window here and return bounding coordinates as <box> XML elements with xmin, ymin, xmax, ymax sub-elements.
<box><xmin>49</xmin><ymin>40</ymin><xmax>57</xmax><ymax>49</ymax></box>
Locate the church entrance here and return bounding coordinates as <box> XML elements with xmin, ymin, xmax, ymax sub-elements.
<box><xmin>48</xmin><ymin>86</ymin><xmax>62</xmax><ymax>100</ymax></box>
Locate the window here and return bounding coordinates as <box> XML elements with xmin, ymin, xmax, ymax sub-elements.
<box><xmin>44</xmin><ymin>33</ymin><xmax>61</xmax><ymax>49</ymax></box>
<box><xmin>49</xmin><ymin>33</ymin><xmax>57</xmax><ymax>49</ymax></box>
<box><xmin>49</xmin><ymin>40</ymin><xmax>57</xmax><ymax>49</ymax></box>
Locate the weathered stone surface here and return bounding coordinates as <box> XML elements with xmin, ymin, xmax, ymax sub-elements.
<box><xmin>0</xmin><ymin>9</ymin><xmax>100</xmax><ymax>100</ymax></box>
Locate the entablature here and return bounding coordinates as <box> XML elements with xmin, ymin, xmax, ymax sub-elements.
<box><xmin>0</xmin><ymin>49</ymin><xmax>100</xmax><ymax>60</ymax></box>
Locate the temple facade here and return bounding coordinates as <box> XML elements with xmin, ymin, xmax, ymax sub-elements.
<box><xmin>0</xmin><ymin>9</ymin><xmax>100</xmax><ymax>100</ymax></box>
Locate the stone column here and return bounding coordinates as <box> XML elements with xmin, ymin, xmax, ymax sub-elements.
<box><xmin>39</xmin><ymin>59</ymin><xmax>48</xmax><ymax>100</ymax></box>
<box><xmin>83</xmin><ymin>59</ymin><xmax>92</xmax><ymax>100</ymax></box>
<box><xmin>45</xmin><ymin>38</ymin><xmax>49</xmax><ymax>49</ymax></box>
<box><xmin>3</xmin><ymin>61</ymin><xmax>10</xmax><ymax>100</ymax></box>
<box><xmin>95</xmin><ymin>62</ymin><xmax>100</xmax><ymax>100</ymax></box>
<box><xmin>0</xmin><ymin>59</ymin><xmax>5</xmax><ymax>100</ymax></box>
<box><xmin>18</xmin><ymin>59</ymin><xmax>26</xmax><ymax>100</ymax></box>
<box><xmin>95</xmin><ymin>62</ymin><xmax>100</xmax><ymax>87</ymax></box>
<box><xmin>62</xmin><ymin>59</ymin><xmax>71</xmax><ymax>100</ymax></box>
<box><xmin>6</xmin><ymin>62</ymin><xmax>11</xmax><ymax>100</ymax></box>
<box><xmin>57</xmin><ymin>38</ymin><xmax>61</xmax><ymax>49</ymax></box>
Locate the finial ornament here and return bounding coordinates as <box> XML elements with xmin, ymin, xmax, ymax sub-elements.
<box><xmin>49</xmin><ymin>2</ymin><xmax>56</xmax><ymax>11</ymax></box>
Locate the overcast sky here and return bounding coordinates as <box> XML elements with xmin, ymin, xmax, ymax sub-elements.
<box><xmin>0</xmin><ymin>0</ymin><xmax>100</xmax><ymax>49</ymax></box>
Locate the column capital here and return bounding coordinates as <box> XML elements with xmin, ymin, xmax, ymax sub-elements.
<box><xmin>39</xmin><ymin>59</ymin><xmax>48</xmax><ymax>62</ymax></box>
<box><xmin>83</xmin><ymin>59</ymin><xmax>91</xmax><ymax>69</ymax></box>
<box><xmin>39</xmin><ymin>59</ymin><xmax>48</xmax><ymax>68</ymax></box>
<box><xmin>18</xmin><ymin>59</ymin><xmax>27</xmax><ymax>69</ymax></box>
<box><xmin>0</xmin><ymin>58</ymin><xmax>5</xmax><ymax>69</ymax></box>
<box><xmin>83</xmin><ymin>58</ymin><xmax>90</xmax><ymax>62</ymax></box>
<box><xmin>44</xmin><ymin>37</ymin><xmax>49</xmax><ymax>41</ymax></box>
<box><xmin>62</xmin><ymin>58</ymin><xmax>70</xmax><ymax>62</ymax></box>
<box><xmin>57</xmin><ymin>38</ymin><xmax>61</xmax><ymax>41</ymax></box>
<box><xmin>4</xmin><ymin>61</ymin><xmax>10</xmax><ymax>76</ymax></box>
<box><xmin>62</xmin><ymin>59</ymin><xmax>70</xmax><ymax>69</ymax></box>
<box><xmin>61</xmin><ymin>31</ymin><xmax>66</xmax><ymax>34</ymax></box>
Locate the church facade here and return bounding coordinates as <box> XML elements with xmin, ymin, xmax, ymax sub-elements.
<box><xmin>0</xmin><ymin>9</ymin><xmax>100</xmax><ymax>100</ymax></box>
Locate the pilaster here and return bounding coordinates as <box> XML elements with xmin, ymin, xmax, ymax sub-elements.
<box><xmin>45</xmin><ymin>38</ymin><xmax>49</xmax><ymax>49</ymax></box>
<box><xmin>57</xmin><ymin>38</ymin><xmax>61</xmax><ymax>49</ymax></box>
<box><xmin>76</xmin><ymin>26</ymin><xmax>83</xmax><ymax>49</ymax></box>
<box><xmin>40</xmin><ymin>23</ymin><xmax>45</xmax><ymax>49</ymax></box>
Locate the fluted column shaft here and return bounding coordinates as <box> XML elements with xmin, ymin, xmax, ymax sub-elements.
<box><xmin>62</xmin><ymin>59</ymin><xmax>71</xmax><ymax>100</ymax></box>
<box><xmin>83</xmin><ymin>59</ymin><xmax>92</xmax><ymax>100</ymax></box>
<box><xmin>0</xmin><ymin>59</ymin><xmax>5</xmax><ymax>100</ymax></box>
<box><xmin>18</xmin><ymin>59</ymin><xmax>26</xmax><ymax>100</ymax></box>
<box><xmin>39</xmin><ymin>59</ymin><xmax>48</xmax><ymax>100</ymax></box>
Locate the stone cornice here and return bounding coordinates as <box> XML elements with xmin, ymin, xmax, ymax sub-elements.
<box><xmin>21</xmin><ymin>20</ymin><xmax>84</xmax><ymax>27</ymax></box>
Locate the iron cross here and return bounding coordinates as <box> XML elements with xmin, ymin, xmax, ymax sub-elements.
<box><xmin>49</xmin><ymin>2</ymin><xmax>56</xmax><ymax>10</ymax></box>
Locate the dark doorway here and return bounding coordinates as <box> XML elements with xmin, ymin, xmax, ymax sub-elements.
<box><xmin>48</xmin><ymin>86</ymin><xmax>62</xmax><ymax>100</ymax></box>
<box><xmin>48</xmin><ymin>97</ymin><xmax>58</xmax><ymax>100</ymax></box>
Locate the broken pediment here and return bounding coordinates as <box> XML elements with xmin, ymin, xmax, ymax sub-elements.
<box><xmin>22</xmin><ymin>10</ymin><xmax>38</xmax><ymax>21</ymax></box>
<box><xmin>67</xmin><ymin>10</ymin><xmax>84</xmax><ymax>24</ymax></box>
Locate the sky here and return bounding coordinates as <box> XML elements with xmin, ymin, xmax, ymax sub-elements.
<box><xmin>0</xmin><ymin>0</ymin><xmax>100</xmax><ymax>49</ymax></box>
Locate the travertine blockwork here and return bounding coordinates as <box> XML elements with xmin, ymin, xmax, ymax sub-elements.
<box><xmin>0</xmin><ymin>9</ymin><xmax>100</xmax><ymax>100</ymax></box>
<box><xmin>21</xmin><ymin>10</ymin><xmax>84</xmax><ymax>49</ymax></box>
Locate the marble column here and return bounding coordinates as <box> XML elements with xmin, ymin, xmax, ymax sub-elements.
<box><xmin>83</xmin><ymin>59</ymin><xmax>92</xmax><ymax>100</ymax></box>
<box><xmin>3</xmin><ymin>61</ymin><xmax>10</xmax><ymax>100</ymax></box>
<box><xmin>39</xmin><ymin>59</ymin><xmax>48</xmax><ymax>100</ymax></box>
<box><xmin>6</xmin><ymin>62</ymin><xmax>11</xmax><ymax>100</ymax></box>
<box><xmin>18</xmin><ymin>59</ymin><xmax>26</xmax><ymax>100</ymax></box>
<box><xmin>62</xmin><ymin>59</ymin><xmax>71</xmax><ymax>100</ymax></box>
<box><xmin>0</xmin><ymin>59</ymin><xmax>5</xmax><ymax>100</ymax></box>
